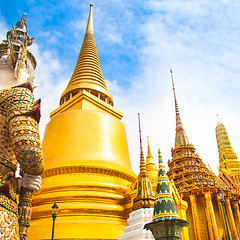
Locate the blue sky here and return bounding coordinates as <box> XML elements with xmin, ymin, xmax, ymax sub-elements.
<box><xmin>1</xmin><ymin>0</ymin><xmax>240</xmax><ymax>174</ymax></box>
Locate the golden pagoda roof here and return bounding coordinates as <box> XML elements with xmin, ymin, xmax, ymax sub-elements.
<box><xmin>60</xmin><ymin>4</ymin><xmax>113</xmax><ymax>105</ymax></box>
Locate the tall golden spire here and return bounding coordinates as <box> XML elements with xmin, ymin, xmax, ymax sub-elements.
<box><xmin>60</xmin><ymin>4</ymin><xmax>113</xmax><ymax>105</ymax></box>
<box><xmin>132</xmin><ymin>114</ymin><xmax>155</xmax><ymax>211</ymax></box>
<box><xmin>170</xmin><ymin>69</ymin><xmax>189</xmax><ymax>148</ymax></box>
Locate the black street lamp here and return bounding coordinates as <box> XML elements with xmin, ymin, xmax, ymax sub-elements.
<box><xmin>51</xmin><ymin>202</ymin><xmax>59</xmax><ymax>240</ymax></box>
<box><xmin>217</xmin><ymin>188</ymin><xmax>231</xmax><ymax>240</ymax></box>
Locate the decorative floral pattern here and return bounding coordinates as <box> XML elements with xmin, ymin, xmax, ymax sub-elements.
<box><xmin>0</xmin><ymin>205</ymin><xmax>19</xmax><ymax>240</ymax></box>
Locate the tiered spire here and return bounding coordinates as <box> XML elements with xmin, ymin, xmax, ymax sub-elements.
<box><xmin>167</xmin><ymin>70</ymin><xmax>217</xmax><ymax>194</ymax></box>
<box><xmin>132</xmin><ymin>114</ymin><xmax>155</xmax><ymax>211</ymax></box>
<box><xmin>216</xmin><ymin>121</ymin><xmax>236</xmax><ymax>155</ymax></box>
<box><xmin>170</xmin><ymin>69</ymin><xmax>189</xmax><ymax>148</ymax></box>
<box><xmin>216</xmin><ymin>120</ymin><xmax>240</xmax><ymax>184</ymax></box>
<box><xmin>152</xmin><ymin>149</ymin><xmax>179</xmax><ymax>221</ymax></box>
<box><xmin>60</xmin><ymin>4</ymin><xmax>113</xmax><ymax>105</ymax></box>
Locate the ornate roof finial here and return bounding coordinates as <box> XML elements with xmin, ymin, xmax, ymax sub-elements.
<box><xmin>138</xmin><ymin>113</ymin><xmax>146</xmax><ymax>176</ymax></box>
<box><xmin>170</xmin><ymin>69</ymin><xmax>189</xmax><ymax>148</ymax></box>
<box><xmin>86</xmin><ymin>4</ymin><xmax>94</xmax><ymax>34</ymax></box>
<box><xmin>170</xmin><ymin>69</ymin><xmax>179</xmax><ymax>115</ymax></box>
<box><xmin>217</xmin><ymin>114</ymin><xmax>220</xmax><ymax>123</ymax></box>
<box><xmin>138</xmin><ymin>113</ymin><xmax>143</xmax><ymax>154</ymax></box>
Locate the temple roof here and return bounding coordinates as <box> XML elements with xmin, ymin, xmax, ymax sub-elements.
<box><xmin>60</xmin><ymin>4</ymin><xmax>113</xmax><ymax>106</ymax></box>
<box><xmin>152</xmin><ymin>149</ymin><xmax>179</xmax><ymax>221</ymax></box>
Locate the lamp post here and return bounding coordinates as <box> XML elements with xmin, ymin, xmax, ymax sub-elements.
<box><xmin>51</xmin><ymin>202</ymin><xmax>59</xmax><ymax>240</ymax></box>
<box><xmin>217</xmin><ymin>188</ymin><xmax>231</xmax><ymax>240</ymax></box>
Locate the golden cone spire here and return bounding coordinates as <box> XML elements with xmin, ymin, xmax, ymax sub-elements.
<box><xmin>60</xmin><ymin>4</ymin><xmax>113</xmax><ymax>105</ymax></box>
<box><xmin>146</xmin><ymin>136</ymin><xmax>157</xmax><ymax>171</ymax></box>
<box><xmin>146</xmin><ymin>136</ymin><xmax>154</xmax><ymax>164</ymax></box>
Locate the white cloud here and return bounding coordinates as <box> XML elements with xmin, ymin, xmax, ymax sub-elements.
<box><xmin>108</xmin><ymin>0</ymin><xmax>240</xmax><ymax>176</ymax></box>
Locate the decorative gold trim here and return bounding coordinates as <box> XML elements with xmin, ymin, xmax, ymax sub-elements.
<box><xmin>42</xmin><ymin>165</ymin><xmax>136</xmax><ymax>183</ymax></box>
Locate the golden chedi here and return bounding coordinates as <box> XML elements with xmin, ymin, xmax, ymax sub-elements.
<box><xmin>216</xmin><ymin>120</ymin><xmax>240</xmax><ymax>186</ymax></box>
<box><xmin>28</xmin><ymin>4</ymin><xmax>137</xmax><ymax>240</ymax></box>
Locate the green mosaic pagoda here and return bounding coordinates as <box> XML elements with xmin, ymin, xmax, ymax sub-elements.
<box><xmin>145</xmin><ymin>149</ymin><xmax>189</xmax><ymax>240</ymax></box>
<box><xmin>153</xmin><ymin>149</ymin><xmax>179</xmax><ymax>221</ymax></box>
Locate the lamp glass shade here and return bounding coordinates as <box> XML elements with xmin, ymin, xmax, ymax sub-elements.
<box><xmin>51</xmin><ymin>202</ymin><xmax>59</xmax><ymax>215</ymax></box>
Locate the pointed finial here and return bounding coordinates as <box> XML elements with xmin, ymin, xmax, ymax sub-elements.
<box><xmin>146</xmin><ymin>136</ymin><xmax>157</xmax><ymax>174</ymax></box>
<box><xmin>138</xmin><ymin>113</ymin><xmax>143</xmax><ymax>154</ymax></box>
<box><xmin>133</xmin><ymin>116</ymin><xmax>155</xmax><ymax>211</ymax></box>
<box><xmin>138</xmin><ymin>113</ymin><xmax>146</xmax><ymax>175</ymax></box>
<box><xmin>86</xmin><ymin>4</ymin><xmax>94</xmax><ymax>34</ymax></box>
<box><xmin>170</xmin><ymin>69</ymin><xmax>179</xmax><ymax>114</ymax></box>
<box><xmin>217</xmin><ymin>114</ymin><xmax>220</xmax><ymax>123</ymax></box>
